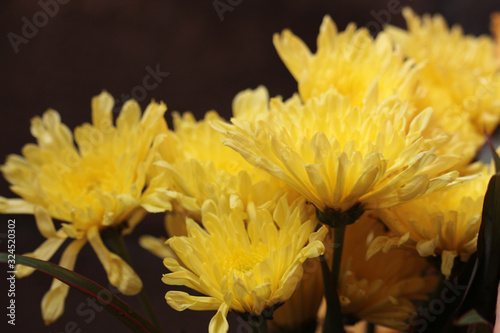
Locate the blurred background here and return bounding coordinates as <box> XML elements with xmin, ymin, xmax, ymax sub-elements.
<box><xmin>1</xmin><ymin>0</ymin><xmax>500</xmax><ymax>332</ymax></box>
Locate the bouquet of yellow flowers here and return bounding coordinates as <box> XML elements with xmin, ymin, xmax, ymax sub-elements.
<box><xmin>2</xmin><ymin>7</ymin><xmax>500</xmax><ymax>333</ymax></box>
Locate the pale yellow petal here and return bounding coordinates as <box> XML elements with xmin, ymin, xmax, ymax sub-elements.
<box><xmin>34</xmin><ymin>206</ymin><xmax>60</xmax><ymax>239</ymax></box>
<box><xmin>441</xmin><ymin>250</ymin><xmax>458</xmax><ymax>279</ymax></box>
<box><xmin>41</xmin><ymin>238</ymin><xmax>86</xmax><ymax>324</ymax></box>
<box><xmin>138</xmin><ymin>235</ymin><xmax>172</xmax><ymax>259</ymax></box>
<box><xmin>16</xmin><ymin>236</ymin><xmax>67</xmax><ymax>278</ymax></box>
<box><xmin>87</xmin><ymin>226</ymin><xmax>142</xmax><ymax>295</ymax></box>
<box><xmin>166</xmin><ymin>291</ymin><xmax>221</xmax><ymax>311</ymax></box>
<box><xmin>415</xmin><ymin>237</ymin><xmax>439</xmax><ymax>257</ymax></box>
<box><xmin>209</xmin><ymin>303</ymin><xmax>230</xmax><ymax>333</ymax></box>
<box><xmin>91</xmin><ymin>91</ymin><xmax>114</xmax><ymax>131</ymax></box>
<box><xmin>0</xmin><ymin>197</ymin><xmax>34</xmax><ymax>214</ymax></box>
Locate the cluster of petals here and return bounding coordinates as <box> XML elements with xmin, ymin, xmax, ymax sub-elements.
<box><xmin>163</xmin><ymin>196</ymin><xmax>328</xmax><ymax>333</ymax></box>
<box><xmin>0</xmin><ymin>91</ymin><xmax>167</xmax><ymax>323</ymax></box>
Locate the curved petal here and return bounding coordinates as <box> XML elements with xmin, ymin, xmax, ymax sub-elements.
<box><xmin>34</xmin><ymin>206</ymin><xmax>61</xmax><ymax>239</ymax></box>
<box><xmin>87</xmin><ymin>226</ymin><xmax>142</xmax><ymax>295</ymax></box>
<box><xmin>138</xmin><ymin>235</ymin><xmax>171</xmax><ymax>259</ymax></box>
<box><xmin>165</xmin><ymin>291</ymin><xmax>221</xmax><ymax>311</ymax></box>
<box><xmin>0</xmin><ymin>197</ymin><xmax>34</xmax><ymax>214</ymax></box>
<box><xmin>208</xmin><ymin>302</ymin><xmax>230</xmax><ymax>333</ymax></box>
<box><xmin>16</xmin><ymin>236</ymin><xmax>67</xmax><ymax>278</ymax></box>
<box><xmin>41</xmin><ymin>238</ymin><xmax>87</xmax><ymax>324</ymax></box>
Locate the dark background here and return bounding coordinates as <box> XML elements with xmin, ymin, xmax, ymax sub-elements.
<box><xmin>1</xmin><ymin>1</ymin><xmax>499</xmax><ymax>332</ymax></box>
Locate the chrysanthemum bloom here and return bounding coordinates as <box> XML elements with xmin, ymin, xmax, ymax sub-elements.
<box><xmin>367</xmin><ymin>164</ymin><xmax>492</xmax><ymax>279</ymax></box>
<box><xmin>385</xmin><ymin>8</ymin><xmax>500</xmax><ymax>149</ymax></box>
<box><xmin>216</xmin><ymin>87</ymin><xmax>460</xmax><ymax>217</ymax></box>
<box><xmin>273</xmin><ymin>15</ymin><xmax>419</xmax><ymax>106</ymax></box>
<box><xmin>336</xmin><ymin>216</ymin><xmax>438</xmax><ymax>330</ymax></box>
<box><xmin>274</xmin><ymin>13</ymin><xmax>486</xmax><ymax>168</ymax></box>
<box><xmin>163</xmin><ymin>195</ymin><xmax>328</xmax><ymax>333</ymax></box>
<box><xmin>0</xmin><ymin>91</ymin><xmax>168</xmax><ymax>324</ymax></box>
<box><xmin>153</xmin><ymin>88</ymin><xmax>299</xmax><ymax>219</ymax></box>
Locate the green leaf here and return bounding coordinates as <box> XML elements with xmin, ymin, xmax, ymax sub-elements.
<box><xmin>456</xmin><ymin>173</ymin><xmax>500</xmax><ymax>327</ymax></box>
<box><xmin>0</xmin><ymin>253</ymin><xmax>160</xmax><ymax>333</ymax></box>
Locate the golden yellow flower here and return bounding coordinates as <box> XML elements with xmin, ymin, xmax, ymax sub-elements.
<box><xmin>153</xmin><ymin>89</ymin><xmax>299</xmax><ymax>218</ymax></box>
<box><xmin>216</xmin><ymin>87</ymin><xmax>460</xmax><ymax>215</ymax></box>
<box><xmin>367</xmin><ymin>163</ymin><xmax>492</xmax><ymax>279</ymax></box>
<box><xmin>274</xmin><ymin>12</ymin><xmax>487</xmax><ymax>168</ymax></box>
<box><xmin>162</xmin><ymin>195</ymin><xmax>328</xmax><ymax>333</ymax></box>
<box><xmin>273</xmin><ymin>15</ymin><xmax>419</xmax><ymax>106</ymax></box>
<box><xmin>0</xmin><ymin>91</ymin><xmax>168</xmax><ymax>324</ymax></box>
<box><xmin>385</xmin><ymin>8</ymin><xmax>500</xmax><ymax>139</ymax></box>
<box><xmin>338</xmin><ymin>216</ymin><xmax>438</xmax><ymax>330</ymax></box>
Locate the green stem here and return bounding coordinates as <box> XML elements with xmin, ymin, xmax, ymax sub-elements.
<box><xmin>253</xmin><ymin>319</ymin><xmax>269</xmax><ymax>333</ymax></box>
<box><xmin>320</xmin><ymin>256</ymin><xmax>345</xmax><ymax>333</ymax></box>
<box><xmin>316</xmin><ymin>204</ymin><xmax>364</xmax><ymax>333</ymax></box>
<box><xmin>106</xmin><ymin>227</ymin><xmax>162</xmax><ymax>331</ymax></box>
<box><xmin>239</xmin><ymin>313</ymin><xmax>269</xmax><ymax>333</ymax></box>
<box><xmin>331</xmin><ymin>225</ymin><xmax>346</xmax><ymax>287</ymax></box>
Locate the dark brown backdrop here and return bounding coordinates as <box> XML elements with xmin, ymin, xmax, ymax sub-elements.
<box><xmin>1</xmin><ymin>1</ymin><xmax>499</xmax><ymax>332</ymax></box>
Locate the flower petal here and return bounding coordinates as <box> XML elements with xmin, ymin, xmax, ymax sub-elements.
<box><xmin>0</xmin><ymin>197</ymin><xmax>34</xmax><ymax>214</ymax></box>
<box><xmin>34</xmin><ymin>206</ymin><xmax>61</xmax><ymax>239</ymax></box>
<box><xmin>16</xmin><ymin>236</ymin><xmax>67</xmax><ymax>278</ymax></box>
<box><xmin>166</xmin><ymin>291</ymin><xmax>221</xmax><ymax>311</ymax></box>
<box><xmin>87</xmin><ymin>226</ymin><xmax>142</xmax><ymax>295</ymax></box>
<box><xmin>208</xmin><ymin>303</ymin><xmax>230</xmax><ymax>333</ymax></box>
<box><xmin>41</xmin><ymin>238</ymin><xmax>86</xmax><ymax>324</ymax></box>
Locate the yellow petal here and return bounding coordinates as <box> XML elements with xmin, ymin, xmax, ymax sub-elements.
<box><xmin>276</xmin><ymin>264</ymin><xmax>303</xmax><ymax>302</ymax></box>
<box><xmin>41</xmin><ymin>238</ymin><xmax>86</xmax><ymax>325</ymax></box>
<box><xmin>16</xmin><ymin>236</ymin><xmax>66</xmax><ymax>278</ymax></box>
<box><xmin>273</xmin><ymin>30</ymin><xmax>311</xmax><ymax>82</ymax></box>
<box><xmin>0</xmin><ymin>197</ymin><xmax>34</xmax><ymax>214</ymax></box>
<box><xmin>116</xmin><ymin>100</ymin><xmax>141</xmax><ymax>133</ymax></box>
<box><xmin>209</xmin><ymin>303</ymin><xmax>230</xmax><ymax>333</ymax></box>
<box><xmin>138</xmin><ymin>235</ymin><xmax>172</xmax><ymax>259</ymax></box>
<box><xmin>166</xmin><ymin>291</ymin><xmax>221</xmax><ymax>311</ymax></box>
<box><xmin>34</xmin><ymin>206</ymin><xmax>60</xmax><ymax>239</ymax></box>
<box><xmin>91</xmin><ymin>91</ymin><xmax>114</xmax><ymax>131</ymax></box>
<box><xmin>441</xmin><ymin>250</ymin><xmax>457</xmax><ymax>279</ymax></box>
<box><xmin>416</xmin><ymin>237</ymin><xmax>439</xmax><ymax>257</ymax></box>
<box><xmin>87</xmin><ymin>226</ymin><xmax>142</xmax><ymax>295</ymax></box>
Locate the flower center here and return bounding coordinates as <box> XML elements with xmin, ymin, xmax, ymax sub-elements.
<box><xmin>223</xmin><ymin>246</ymin><xmax>266</xmax><ymax>276</ymax></box>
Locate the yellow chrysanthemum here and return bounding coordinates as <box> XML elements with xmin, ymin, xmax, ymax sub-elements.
<box><xmin>216</xmin><ymin>87</ymin><xmax>460</xmax><ymax>215</ymax></box>
<box><xmin>273</xmin><ymin>15</ymin><xmax>418</xmax><ymax>106</ymax></box>
<box><xmin>274</xmin><ymin>13</ymin><xmax>486</xmax><ymax>168</ymax></box>
<box><xmin>0</xmin><ymin>91</ymin><xmax>168</xmax><ymax>324</ymax></box>
<box><xmin>162</xmin><ymin>195</ymin><xmax>328</xmax><ymax>333</ymax></box>
<box><xmin>385</xmin><ymin>8</ymin><xmax>500</xmax><ymax>139</ymax></box>
<box><xmin>337</xmin><ymin>216</ymin><xmax>438</xmax><ymax>330</ymax></box>
<box><xmin>153</xmin><ymin>88</ymin><xmax>299</xmax><ymax>218</ymax></box>
<box><xmin>367</xmin><ymin>163</ymin><xmax>492</xmax><ymax>279</ymax></box>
